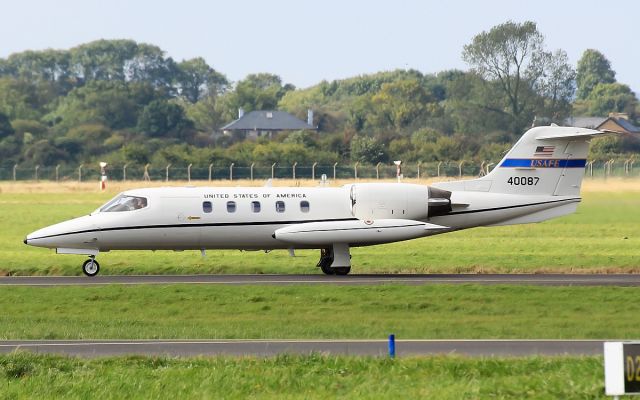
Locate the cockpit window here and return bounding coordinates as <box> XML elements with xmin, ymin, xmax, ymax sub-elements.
<box><xmin>100</xmin><ymin>195</ymin><xmax>148</xmax><ymax>212</ymax></box>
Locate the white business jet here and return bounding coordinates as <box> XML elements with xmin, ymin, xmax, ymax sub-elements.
<box><xmin>25</xmin><ymin>125</ymin><xmax>611</xmax><ymax>276</ymax></box>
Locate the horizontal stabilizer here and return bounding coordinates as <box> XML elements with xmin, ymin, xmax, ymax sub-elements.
<box><xmin>274</xmin><ymin>219</ymin><xmax>448</xmax><ymax>246</ymax></box>
<box><xmin>536</xmin><ymin>128</ymin><xmax>616</xmax><ymax>141</ymax></box>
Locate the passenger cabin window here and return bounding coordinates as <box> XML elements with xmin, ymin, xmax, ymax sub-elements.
<box><xmin>100</xmin><ymin>195</ymin><xmax>147</xmax><ymax>212</ymax></box>
<box><xmin>227</xmin><ymin>201</ymin><xmax>236</xmax><ymax>213</ymax></box>
<box><xmin>275</xmin><ymin>201</ymin><xmax>285</xmax><ymax>213</ymax></box>
<box><xmin>251</xmin><ymin>201</ymin><xmax>261</xmax><ymax>213</ymax></box>
<box><xmin>300</xmin><ymin>200</ymin><xmax>310</xmax><ymax>213</ymax></box>
<box><xmin>203</xmin><ymin>201</ymin><xmax>212</xmax><ymax>213</ymax></box>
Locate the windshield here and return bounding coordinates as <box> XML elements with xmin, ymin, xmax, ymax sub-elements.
<box><xmin>100</xmin><ymin>195</ymin><xmax>148</xmax><ymax>212</ymax></box>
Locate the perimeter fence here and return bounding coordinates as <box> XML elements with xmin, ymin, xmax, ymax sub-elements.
<box><xmin>0</xmin><ymin>160</ymin><xmax>635</xmax><ymax>182</ymax></box>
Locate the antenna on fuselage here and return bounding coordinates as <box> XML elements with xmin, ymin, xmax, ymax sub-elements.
<box><xmin>264</xmin><ymin>179</ymin><xmax>273</xmax><ymax>187</ymax></box>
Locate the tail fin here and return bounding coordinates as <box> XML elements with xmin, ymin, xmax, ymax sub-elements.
<box><xmin>436</xmin><ymin>126</ymin><xmax>613</xmax><ymax>196</ymax></box>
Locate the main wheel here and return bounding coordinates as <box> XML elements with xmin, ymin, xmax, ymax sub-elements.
<box><xmin>320</xmin><ymin>263</ymin><xmax>335</xmax><ymax>275</ymax></box>
<box><xmin>82</xmin><ymin>259</ymin><xmax>100</xmax><ymax>277</ymax></box>
<box><xmin>333</xmin><ymin>267</ymin><xmax>351</xmax><ymax>276</ymax></box>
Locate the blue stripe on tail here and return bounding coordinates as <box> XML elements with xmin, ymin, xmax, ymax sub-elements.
<box><xmin>500</xmin><ymin>159</ymin><xmax>587</xmax><ymax>168</ymax></box>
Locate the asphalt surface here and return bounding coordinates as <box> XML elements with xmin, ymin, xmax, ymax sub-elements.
<box><xmin>0</xmin><ymin>273</ymin><xmax>639</xmax><ymax>286</ymax></box>
<box><xmin>0</xmin><ymin>339</ymin><xmax>608</xmax><ymax>357</ymax></box>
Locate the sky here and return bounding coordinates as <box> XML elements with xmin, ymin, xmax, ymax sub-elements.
<box><xmin>1</xmin><ymin>0</ymin><xmax>638</xmax><ymax>93</ymax></box>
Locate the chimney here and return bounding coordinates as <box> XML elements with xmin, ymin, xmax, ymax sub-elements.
<box><xmin>307</xmin><ymin>109</ymin><xmax>314</xmax><ymax>126</ymax></box>
<box><xmin>238</xmin><ymin>108</ymin><xmax>244</xmax><ymax>119</ymax></box>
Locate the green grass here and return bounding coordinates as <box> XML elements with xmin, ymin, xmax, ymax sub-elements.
<box><xmin>0</xmin><ymin>352</ymin><xmax>607</xmax><ymax>399</ymax></box>
<box><xmin>0</xmin><ymin>284</ymin><xmax>638</xmax><ymax>340</ymax></box>
<box><xmin>1</xmin><ymin>190</ymin><xmax>640</xmax><ymax>275</ymax></box>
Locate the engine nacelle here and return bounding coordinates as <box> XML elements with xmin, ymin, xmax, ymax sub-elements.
<box><xmin>349</xmin><ymin>183</ymin><xmax>452</xmax><ymax>220</ymax></box>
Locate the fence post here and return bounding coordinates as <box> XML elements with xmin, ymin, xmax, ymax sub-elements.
<box><xmin>609</xmin><ymin>159</ymin><xmax>615</xmax><ymax>176</ymax></box>
<box><xmin>354</xmin><ymin>162</ymin><xmax>359</xmax><ymax>180</ymax></box>
<box><xmin>271</xmin><ymin>163</ymin><xmax>276</xmax><ymax>179</ymax></box>
<box><xmin>78</xmin><ymin>164</ymin><xmax>83</xmax><ymax>182</ymax></box>
<box><xmin>312</xmin><ymin>162</ymin><xmax>317</xmax><ymax>181</ymax></box>
<box><xmin>229</xmin><ymin>163</ymin><xmax>234</xmax><ymax>181</ymax></box>
<box><xmin>417</xmin><ymin>161</ymin><xmax>422</xmax><ymax>179</ymax></box>
<box><xmin>458</xmin><ymin>160</ymin><xmax>465</xmax><ymax>178</ymax></box>
<box><xmin>376</xmin><ymin>162</ymin><xmax>381</xmax><ymax>179</ymax></box>
<box><xmin>123</xmin><ymin>163</ymin><xmax>128</xmax><ymax>182</ymax></box>
<box><xmin>486</xmin><ymin>163</ymin><xmax>494</xmax><ymax>175</ymax></box>
<box><xmin>143</xmin><ymin>164</ymin><xmax>150</xmax><ymax>181</ymax></box>
<box><xmin>55</xmin><ymin>165</ymin><xmax>60</xmax><ymax>182</ymax></box>
<box><xmin>187</xmin><ymin>163</ymin><xmax>193</xmax><ymax>182</ymax></box>
<box><xmin>631</xmin><ymin>160</ymin><xmax>635</xmax><ymax>176</ymax></box>
<box><xmin>165</xmin><ymin>164</ymin><xmax>171</xmax><ymax>182</ymax></box>
<box><xmin>292</xmin><ymin>162</ymin><xmax>297</xmax><ymax>180</ymax></box>
<box><xmin>34</xmin><ymin>165</ymin><xmax>39</xmax><ymax>181</ymax></box>
<box><xmin>13</xmin><ymin>164</ymin><xmax>17</xmax><ymax>181</ymax></box>
<box><xmin>437</xmin><ymin>161</ymin><xmax>442</xmax><ymax>177</ymax></box>
<box><xmin>479</xmin><ymin>161</ymin><xmax>486</xmax><ymax>177</ymax></box>
<box><xmin>250</xmin><ymin>163</ymin><xmax>255</xmax><ymax>181</ymax></box>
<box><xmin>333</xmin><ymin>162</ymin><xmax>338</xmax><ymax>181</ymax></box>
<box><xmin>208</xmin><ymin>164</ymin><xmax>213</xmax><ymax>181</ymax></box>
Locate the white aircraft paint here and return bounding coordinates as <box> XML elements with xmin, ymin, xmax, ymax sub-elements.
<box><xmin>24</xmin><ymin>126</ymin><xmax>615</xmax><ymax>276</ymax></box>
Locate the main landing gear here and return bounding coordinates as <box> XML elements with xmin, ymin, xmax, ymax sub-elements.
<box><xmin>82</xmin><ymin>256</ymin><xmax>100</xmax><ymax>277</ymax></box>
<box><xmin>317</xmin><ymin>244</ymin><xmax>351</xmax><ymax>276</ymax></box>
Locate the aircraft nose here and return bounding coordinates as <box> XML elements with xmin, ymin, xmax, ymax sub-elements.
<box><xmin>23</xmin><ymin>238</ymin><xmax>27</xmax><ymax>245</ymax></box>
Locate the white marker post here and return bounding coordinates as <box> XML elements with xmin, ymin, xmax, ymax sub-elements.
<box><xmin>604</xmin><ymin>342</ymin><xmax>640</xmax><ymax>398</ymax></box>
<box><xmin>99</xmin><ymin>162</ymin><xmax>108</xmax><ymax>191</ymax></box>
<box><xmin>394</xmin><ymin>161</ymin><xmax>403</xmax><ymax>183</ymax></box>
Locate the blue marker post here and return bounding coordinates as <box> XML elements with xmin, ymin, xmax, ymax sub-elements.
<box><xmin>388</xmin><ymin>334</ymin><xmax>396</xmax><ymax>358</ymax></box>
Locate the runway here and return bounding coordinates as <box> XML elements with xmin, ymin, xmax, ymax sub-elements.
<box><xmin>0</xmin><ymin>273</ymin><xmax>639</xmax><ymax>286</ymax></box>
<box><xmin>0</xmin><ymin>339</ymin><xmax>607</xmax><ymax>357</ymax></box>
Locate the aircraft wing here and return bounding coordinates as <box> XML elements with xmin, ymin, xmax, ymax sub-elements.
<box><xmin>273</xmin><ymin>219</ymin><xmax>448</xmax><ymax>246</ymax></box>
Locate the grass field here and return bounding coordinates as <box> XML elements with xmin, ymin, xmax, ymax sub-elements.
<box><xmin>0</xmin><ymin>352</ymin><xmax>606</xmax><ymax>399</ymax></box>
<box><xmin>1</xmin><ymin>284</ymin><xmax>638</xmax><ymax>340</ymax></box>
<box><xmin>1</xmin><ymin>179</ymin><xmax>639</xmax><ymax>275</ymax></box>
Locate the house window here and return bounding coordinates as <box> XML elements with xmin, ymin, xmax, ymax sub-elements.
<box><xmin>275</xmin><ymin>201</ymin><xmax>285</xmax><ymax>213</ymax></box>
<box><xmin>300</xmin><ymin>201</ymin><xmax>310</xmax><ymax>213</ymax></box>
<box><xmin>251</xmin><ymin>201</ymin><xmax>261</xmax><ymax>213</ymax></box>
<box><xmin>227</xmin><ymin>201</ymin><xmax>236</xmax><ymax>213</ymax></box>
<box><xmin>203</xmin><ymin>201</ymin><xmax>212</xmax><ymax>213</ymax></box>
<box><xmin>266</xmin><ymin>112</ymin><xmax>273</xmax><ymax>119</ymax></box>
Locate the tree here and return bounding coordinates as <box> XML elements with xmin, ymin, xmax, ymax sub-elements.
<box><xmin>137</xmin><ymin>100</ymin><xmax>193</xmax><ymax>138</ymax></box>
<box><xmin>0</xmin><ymin>112</ymin><xmax>14</xmax><ymax>139</ymax></box>
<box><xmin>231</xmin><ymin>73</ymin><xmax>294</xmax><ymax>112</ymax></box>
<box><xmin>576</xmin><ymin>49</ymin><xmax>616</xmax><ymax>100</ymax></box>
<box><xmin>538</xmin><ymin>49</ymin><xmax>576</xmax><ymax>121</ymax></box>
<box><xmin>370</xmin><ymin>79</ymin><xmax>433</xmax><ymax>131</ymax></box>
<box><xmin>176</xmin><ymin>58</ymin><xmax>227</xmax><ymax>103</ymax></box>
<box><xmin>462</xmin><ymin>21</ymin><xmax>551</xmax><ymax>133</ymax></box>
<box><xmin>350</xmin><ymin>136</ymin><xmax>386</xmax><ymax>164</ymax></box>
<box><xmin>585</xmin><ymin>83</ymin><xmax>638</xmax><ymax>116</ymax></box>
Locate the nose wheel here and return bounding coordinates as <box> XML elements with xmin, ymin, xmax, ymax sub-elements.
<box><xmin>82</xmin><ymin>257</ymin><xmax>100</xmax><ymax>277</ymax></box>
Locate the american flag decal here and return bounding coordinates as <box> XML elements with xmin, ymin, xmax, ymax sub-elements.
<box><xmin>534</xmin><ymin>146</ymin><xmax>555</xmax><ymax>157</ymax></box>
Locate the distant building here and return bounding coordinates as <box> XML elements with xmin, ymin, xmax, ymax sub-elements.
<box><xmin>566</xmin><ymin>113</ymin><xmax>640</xmax><ymax>135</ymax></box>
<box><xmin>221</xmin><ymin>108</ymin><xmax>317</xmax><ymax>139</ymax></box>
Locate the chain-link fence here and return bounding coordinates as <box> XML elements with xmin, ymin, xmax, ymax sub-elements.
<box><xmin>0</xmin><ymin>160</ymin><xmax>636</xmax><ymax>182</ymax></box>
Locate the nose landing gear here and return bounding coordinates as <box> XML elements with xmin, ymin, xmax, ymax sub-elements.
<box><xmin>82</xmin><ymin>257</ymin><xmax>100</xmax><ymax>277</ymax></box>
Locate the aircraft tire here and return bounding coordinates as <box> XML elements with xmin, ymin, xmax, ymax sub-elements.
<box><xmin>320</xmin><ymin>263</ymin><xmax>335</xmax><ymax>275</ymax></box>
<box><xmin>332</xmin><ymin>267</ymin><xmax>351</xmax><ymax>276</ymax></box>
<box><xmin>82</xmin><ymin>259</ymin><xmax>100</xmax><ymax>277</ymax></box>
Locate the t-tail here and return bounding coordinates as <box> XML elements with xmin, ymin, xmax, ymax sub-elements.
<box><xmin>438</xmin><ymin>126</ymin><xmax>613</xmax><ymax>196</ymax></box>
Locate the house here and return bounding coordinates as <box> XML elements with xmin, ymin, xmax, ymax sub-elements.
<box><xmin>221</xmin><ymin>109</ymin><xmax>317</xmax><ymax>139</ymax></box>
<box><xmin>566</xmin><ymin>113</ymin><xmax>640</xmax><ymax>135</ymax></box>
